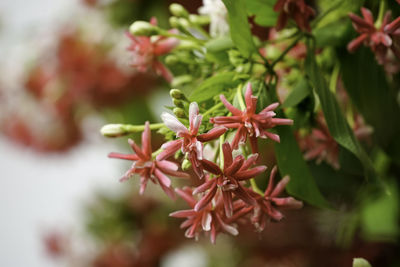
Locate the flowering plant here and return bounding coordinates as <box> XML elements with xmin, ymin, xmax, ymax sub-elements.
<box><xmin>97</xmin><ymin>0</ymin><xmax>400</xmax><ymax>250</ymax></box>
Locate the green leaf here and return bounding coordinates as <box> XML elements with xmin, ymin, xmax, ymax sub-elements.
<box><xmin>189</xmin><ymin>72</ymin><xmax>241</xmax><ymax>102</ymax></box>
<box><xmin>222</xmin><ymin>0</ymin><xmax>257</xmax><ymax>57</ymax></box>
<box><xmin>245</xmin><ymin>0</ymin><xmax>278</xmax><ymax>27</ymax></box>
<box><xmin>305</xmin><ymin>42</ymin><xmax>376</xmax><ymax>181</ymax></box>
<box><xmin>282</xmin><ymin>78</ymin><xmax>312</xmax><ymax>108</ymax></box>
<box><xmin>274</xmin><ymin>124</ymin><xmax>331</xmax><ymax>208</ymax></box>
<box><xmin>264</xmin><ymin>83</ymin><xmax>330</xmax><ymax>208</ymax></box>
<box><xmin>339</xmin><ymin>47</ymin><xmax>400</xmax><ymax>164</ymax></box>
<box><xmin>313</xmin><ymin>19</ymin><xmax>352</xmax><ymax>48</ymax></box>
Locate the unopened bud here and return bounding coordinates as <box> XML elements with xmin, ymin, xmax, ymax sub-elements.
<box><xmin>100</xmin><ymin>124</ymin><xmax>128</xmax><ymax>137</ymax></box>
<box><xmin>178</xmin><ymin>18</ymin><xmax>190</xmax><ymax>29</ymax></box>
<box><xmin>169</xmin><ymin>3</ymin><xmax>189</xmax><ymax>18</ymax></box>
<box><xmin>169</xmin><ymin>16</ymin><xmax>179</xmax><ymax>28</ymax></box>
<box><xmin>165</xmin><ymin>55</ymin><xmax>179</xmax><ymax>65</ymax></box>
<box><xmin>182</xmin><ymin>159</ymin><xmax>191</xmax><ymax>170</ymax></box>
<box><xmin>129</xmin><ymin>21</ymin><xmax>160</xmax><ymax>36</ymax></box>
<box><xmin>188</xmin><ymin>14</ymin><xmax>210</xmax><ymax>25</ymax></box>
<box><xmin>173</xmin><ymin>107</ymin><xmax>186</xmax><ymax>118</ymax></box>
<box><xmin>170</xmin><ymin>88</ymin><xmax>184</xmax><ymax>99</ymax></box>
<box><xmin>352</xmin><ymin>258</ymin><xmax>371</xmax><ymax>267</ymax></box>
<box><xmin>173</xmin><ymin>99</ymin><xmax>184</xmax><ymax>108</ymax></box>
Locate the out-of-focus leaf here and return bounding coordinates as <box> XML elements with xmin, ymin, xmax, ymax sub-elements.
<box><xmin>222</xmin><ymin>0</ymin><xmax>257</xmax><ymax>57</ymax></box>
<box><xmin>313</xmin><ymin>19</ymin><xmax>351</xmax><ymax>48</ymax></box>
<box><xmin>282</xmin><ymin>78</ymin><xmax>312</xmax><ymax>108</ymax></box>
<box><xmin>339</xmin><ymin>47</ymin><xmax>400</xmax><ymax>164</ymax></box>
<box><xmin>205</xmin><ymin>36</ymin><xmax>234</xmax><ymax>52</ymax></box>
<box><xmin>316</xmin><ymin>0</ymin><xmax>364</xmax><ymax>27</ymax></box>
<box><xmin>245</xmin><ymin>0</ymin><xmax>278</xmax><ymax>27</ymax></box>
<box><xmin>189</xmin><ymin>72</ymin><xmax>241</xmax><ymax>102</ymax></box>
<box><xmin>305</xmin><ymin>43</ymin><xmax>376</xmax><ymax>181</ymax></box>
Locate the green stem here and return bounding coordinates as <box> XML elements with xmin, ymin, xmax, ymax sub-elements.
<box><xmin>250</xmin><ymin>179</ymin><xmax>264</xmax><ymax>195</ymax></box>
<box><xmin>236</xmin><ymin>84</ymin><xmax>246</xmax><ymax>111</ymax></box>
<box><xmin>151</xmin><ymin>147</ymin><xmax>163</xmax><ymax>158</ymax></box>
<box><xmin>375</xmin><ymin>0</ymin><xmax>386</xmax><ymax>29</ymax></box>
<box><xmin>203</xmin><ymin>102</ymin><xmax>224</xmax><ymax>117</ymax></box>
<box><xmin>271</xmin><ymin>34</ymin><xmax>303</xmax><ymax>69</ymax></box>
<box><xmin>329</xmin><ymin>62</ymin><xmax>340</xmax><ymax>93</ymax></box>
<box><xmin>163</xmin><ymin>30</ymin><xmax>205</xmax><ymax>44</ymax></box>
<box><xmin>125</xmin><ymin>123</ymin><xmax>165</xmax><ymax>132</ymax></box>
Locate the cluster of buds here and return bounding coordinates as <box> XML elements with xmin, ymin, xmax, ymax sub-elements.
<box><xmin>103</xmin><ymin>82</ymin><xmax>303</xmax><ymax>242</ymax></box>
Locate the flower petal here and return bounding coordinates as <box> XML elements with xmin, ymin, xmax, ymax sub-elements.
<box><xmin>161</xmin><ymin>112</ymin><xmax>189</xmax><ymax>134</ymax></box>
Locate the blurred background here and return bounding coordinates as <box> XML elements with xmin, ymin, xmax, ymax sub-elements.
<box><xmin>0</xmin><ymin>0</ymin><xmax>399</xmax><ymax>266</ymax></box>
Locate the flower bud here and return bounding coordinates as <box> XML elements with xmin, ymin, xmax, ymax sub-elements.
<box><xmin>170</xmin><ymin>89</ymin><xmax>184</xmax><ymax>99</ymax></box>
<box><xmin>188</xmin><ymin>14</ymin><xmax>210</xmax><ymax>25</ymax></box>
<box><xmin>129</xmin><ymin>21</ymin><xmax>160</xmax><ymax>36</ymax></box>
<box><xmin>182</xmin><ymin>159</ymin><xmax>191</xmax><ymax>170</ymax></box>
<box><xmin>178</xmin><ymin>18</ymin><xmax>190</xmax><ymax>29</ymax></box>
<box><xmin>169</xmin><ymin>3</ymin><xmax>189</xmax><ymax>18</ymax></box>
<box><xmin>169</xmin><ymin>16</ymin><xmax>179</xmax><ymax>28</ymax></box>
<box><xmin>165</xmin><ymin>55</ymin><xmax>179</xmax><ymax>65</ymax></box>
<box><xmin>100</xmin><ymin>124</ymin><xmax>128</xmax><ymax>137</ymax></box>
<box><xmin>173</xmin><ymin>107</ymin><xmax>186</xmax><ymax>118</ymax></box>
<box><xmin>352</xmin><ymin>258</ymin><xmax>371</xmax><ymax>267</ymax></box>
<box><xmin>173</xmin><ymin>99</ymin><xmax>184</xmax><ymax>108</ymax></box>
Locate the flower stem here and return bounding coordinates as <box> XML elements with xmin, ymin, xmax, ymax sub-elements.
<box><xmin>100</xmin><ymin>123</ymin><xmax>165</xmax><ymax>137</ymax></box>
<box><xmin>270</xmin><ymin>34</ymin><xmax>303</xmax><ymax>69</ymax></box>
<box><xmin>203</xmin><ymin>102</ymin><xmax>224</xmax><ymax>117</ymax></box>
<box><xmin>241</xmin><ymin>144</ymin><xmax>264</xmax><ymax>196</ymax></box>
<box><xmin>236</xmin><ymin>84</ymin><xmax>246</xmax><ymax>111</ymax></box>
<box><xmin>376</xmin><ymin>0</ymin><xmax>387</xmax><ymax>29</ymax></box>
<box><xmin>152</xmin><ymin>147</ymin><xmax>163</xmax><ymax>158</ymax></box>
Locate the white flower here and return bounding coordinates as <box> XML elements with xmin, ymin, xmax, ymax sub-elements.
<box><xmin>198</xmin><ymin>0</ymin><xmax>229</xmax><ymax>37</ymax></box>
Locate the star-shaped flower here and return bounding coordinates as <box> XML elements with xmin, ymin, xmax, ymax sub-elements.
<box><xmin>108</xmin><ymin>121</ymin><xmax>189</xmax><ymax>199</ymax></box>
<box><xmin>158</xmin><ymin>102</ymin><xmax>227</xmax><ymax>178</ymax></box>
<box><xmin>211</xmin><ymin>83</ymin><xmax>293</xmax><ymax>153</ymax></box>
<box><xmin>127</xmin><ymin>17</ymin><xmax>179</xmax><ymax>82</ymax></box>
<box><xmin>348</xmin><ymin>8</ymin><xmax>400</xmax><ymax>64</ymax></box>
<box><xmin>194</xmin><ymin>142</ymin><xmax>266</xmax><ymax>218</ymax></box>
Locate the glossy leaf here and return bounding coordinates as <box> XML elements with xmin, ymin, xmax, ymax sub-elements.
<box><xmin>282</xmin><ymin>77</ymin><xmax>312</xmax><ymax>108</ymax></box>
<box><xmin>222</xmin><ymin>0</ymin><xmax>257</xmax><ymax>58</ymax></box>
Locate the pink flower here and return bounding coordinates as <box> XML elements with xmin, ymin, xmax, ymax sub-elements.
<box><xmin>170</xmin><ymin>186</ymin><xmax>239</xmax><ymax>244</ymax></box>
<box><xmin>158</xmin><ymin>102</ymin><xmax>227</xmax><ymax>178</ymax></box>
<box><xmin>108</xmin><ymin>121</ymin><xmax>189</xmax><ymax>199</ymax></box>
<box><xmin>210</xmin><ymin>83</ymin><xmax>293</xmax><ymax>153</ymax></box>
<box><xmin>127</xmin><ymin>18</ymin><xmax>179</xmax><ymax>83</ymax></box>
<box><xmin>348</xmin><ymin>8</ymin><xmax>400</xmax><ymax>64</ymax></box>
<box><xmin>300</xmin><ymin>115</ymin><xmax>340</xmax><ymax>169</ymax></box>
<box><xmin>274</xmin><ymin>0</ymin><xmax>315</xmax><ymax>32</ymax></box>
<box><xmin>194</xmin><ymin>142</ymin><xmax>266</xmax><ymax>218</ymax></box>
<box><xmin>247</xmin><ymin>166</ymin><xmax>303</xmax><ymax>232</ymax></box>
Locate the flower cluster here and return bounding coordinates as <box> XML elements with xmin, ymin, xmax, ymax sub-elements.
<box><xmin>107</xmin><ymin>83</ymin><xmax>302</xmax><ymax>242</ymax></box>
<box><xmin>274</xmin><ymin>0</ymin><xmax>315</xmax><ymax>32</ymax></box>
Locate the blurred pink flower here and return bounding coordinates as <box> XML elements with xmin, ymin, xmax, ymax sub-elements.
<box><xmin>211</xmin><ymin>83</ymin><xmax>293</xmax><ymax>153</ymax></box>
<box><xmin>348</xmin><ymin>8</ymin><xmax>400</xmax><ymax>64</ymax></box>
<box><xmin>248</xmin><ymin>166</ymin><xmax>303</xmax><ymax>232</ymax></box>
<box><xmin>194</xmin><ymin>142</ymin><xmax>266</xmax><ymax>217</ymax></box>
<box><xmin>109</xmin><ymin>121</ymin><xmax>189</xmax><ymax>199</ymax></box>
<box><xmin>127</xmin><ymin>18</ymin><xmax>179</xmax><ymax>82</ymax></box>
<box><xmin>158</xmin><ymin>102</ymin><xmax>227</xmax><ymax>178</ymax></box>
<box><xmin>274</xmin><ymin>0</ymin><xmax>315</xmax><ymax>32</ymax></box>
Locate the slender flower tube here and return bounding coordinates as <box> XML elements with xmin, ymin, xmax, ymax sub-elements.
<box><xmin>158</xmin><ymin>102</ymin><xmax>227</xmax><ymax>178</ymax></box>
<box><xmin>127</xmin><ymin>17</ymin><xmax>179</xmax><ymax>82</ymax></box>
<box><xmin>211</xmin><ymin>83</ymin><xmax>293</xmax><ymax>153</ymax></box>
<box><xmin>108</xmin><ymin>121</ymin><xmax>189</xmax><ymax>199</ymax></box>
<box><xmin>194</xmin><ymin>142</ymin><xmax>266</xmax><ymax>218</ymax></box>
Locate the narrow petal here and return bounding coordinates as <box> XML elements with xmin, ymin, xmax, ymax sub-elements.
<box><xmin>153</xmin><ymin>38</ymin><xmax>179</xmax><ymax>56</ymax></box>
<box><xmin>176</xmin><ymin>187</ymin><xmax>196</xmax><ymax>207</ymax></box>
<box><xmin>234</xmin><ymin>183</ymin><xmax>257</xmax><ymax>206</ymax></box>
<box><xmin>222</xmin><ymin>142</ymin><xmax>233</xmax><ymax>168</ymax></box>
<box><xmin>235</xmin><ymin>165</ymin><xmax>267</xmax><ymax>180</ymax></box>
<box><xmin>197</xmin><ymin>127</ymin><xmax>227</xmax><ymax>142</ymax></box>
<box><xmin>189</xmin><ymin>102</ymin><xmax>199</xmax><ymax>129</ymax></box>
<box><xmin>219</xmin><ymin>94</ymin><xmax>242</xmax><ymax>116</ymax></box>
<box><xmin>271</xmin><ymin>175</ymin><xmax>290</xmax><ymax>197</ymax></box>
<box><xmin>239</xmin><ymin>153</ymin><xmax>259</xmax><ymax>171</ymax></box>
<box><xmin>156</xmin><ymin>139</ymin><xmax>182</xmax><ymax>161</ymax></box>
<box><xmin>272</xmin><ymin>197</ymin><xmax>303</xmax><ymax>209</ymax></box>
<box><xmin>265</xmin><ymin>166</ymin><xmax>278</xmax><ymax>196</ymax></box>
<box><xmin>244</xmin><ymin>83</ymin><xmax>253</xmax><ymax>110</ymax></box>
<box><xmin>128</xmin><ymin>139</ymin><xmax>147</xmax><ymax>160</ymax></box>
<box><xmin>384</xmin><ymin>16</ymin><xmax>400</xmax><ymax>34</ymax></box>
<box><xmin>215</xmin><ymin>213</ymin><xmax>238</xmax><ymax>236</ymax></box>
<box><xmin>153</xmin><ymin>61</ymin><xmax>173</xmax><ymax>83</ymax></box>
<box><xmin>170</xmin><ymin>209</ymin><xmax>197</xmax><ymax>218</ymax></box>
<box><xmin>225</xmin><ymin>155</ymin><xmax>244</xmax><ymax>175</ymax></box>
<box><xmin>201</xmin><ymin>159</ymin><xmax>223</xmax><ymax>175</ymax></box>
<box><xmin>108</xmin><ymin>152</ymin><xmax>139</xmax><ymax>161</ymax></box>
<box><xmin>161</xmin><ymin>112</ymin><xmax>188</xmax><ymax>134</ymax></box>
<box><xmin>201</xmin><ymin>212</ymin><xmax>212</xmax><ymax>231</ymax></box>
<box><xmin>222</xmin><ymin>191</ymin><xmax>234</xmax><ymax>218</ymax></box>
<box><xmin>194</xmin><ymin>182</ymin><xmax>218</xmax><ymax>212</ymax></box>
<box><xmin>361</xmin><ymin>7</ymin><xmax>374</xmax><ymax>25</ymax></box>
<box><xmin>193</xmin><ymin>179</ymin><xmax>216</xmax><ymax>195</ymax></box>
<box><xmin>142</xmin><ymin>121</ymin><xmax>152</xmax><ymax>157</ymax></box>
<box><xmin>154</xmin><ymin>168</ymin><xmax>172</xmax><ymax>187</ymax></box>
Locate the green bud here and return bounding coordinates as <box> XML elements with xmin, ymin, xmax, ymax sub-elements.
<box><xmin>129</xmin><ymin>21</ymin><xmax>160</xmax><ymax>36</ymax></box>
<box><xmin>169</xmin><ymin>16</ymin><xmax>179</xmax><ymax>28</ymax></box>
<box><xmin>100</xmin><ymin>124</ymin><xmax>128</xmax><ymax>137</ymax></box>
<box><xmin>170</xmin><ymin>88</ymin><xmax>184</xmax><ymax>99</ymax></box>
<box><xmin>188</xmin><ymin>14</ymin><xmax>210</xmax><ymax>25</ymax></box>
<box><xmin>182</xmin><ymin>159</ymin><xmax>191</xmax><ymax>171</ymax></box>
<box><xmin>173</xmin><ymin>99</ymin><xmax>184</xmax><ymax>108</ymax></box>
<box><xmin>173</xmin><ymin>107</ymin><xmax>186</xmax><ymax>118</ymax></box>
<box><xmin>178</xmin><ymin>18</ymin><xmax>190</xmax><ymax>29</ymax></box>
<box><xmin>169</xmin><ymin>3</ymin><xmax>189</xmax><ymax>18</ymax></box>
<box><xmin>352</xmin><ymin>258</ymin><xmax>371</xmax><ymax>267</ymax></box>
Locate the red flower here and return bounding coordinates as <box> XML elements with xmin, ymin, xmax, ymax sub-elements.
<box><xmin>127</xmin><ymin>18</ymin><xmax>179</xmax><ymax>83</ymax></box>
<box><xmin>247</xmin><ymin>166</ymin><xmax>303</xmax><ymax>232</ymax></box>
<box><xmin>348</xmin><ymin>8</ymin><xmax>400</xmax><ymax>64</ymax></box>
<box><xmin>108</xmin><ymin>121</ymin><xmax>189</xmax><ymax>199</ymax></box>
<box><xmin>211</xmin><ymin>83</ymin><xmax>293</xmax><ymax>153</ymax></box>
<box><xmin>158</xmin><ymin>102</ymin><xmax>227</xmax><ymax>178</ymax></box>
<box><xmin>170</xmin><ymin>187</ymin><xmax>239</xmax><ymax>244</ymax></box>
<box><xmin>194</xmin><ymin>142</ymin><xmax>266</xmax><ymax>218</ymax></box>
<box><xmin>274</xmin><ymin>0</ymin><xmax>315</xmax><ymax>32</ymax></box>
